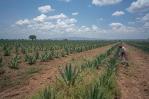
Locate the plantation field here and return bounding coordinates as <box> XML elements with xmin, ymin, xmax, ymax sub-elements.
<box><xmin>126</xmin><ymin>41</ymin><xmax>149</xmax><ymax>53</ymax></box>
<box><xmin>0</xmin><ymin>40</ymin><xmax>149</xmax><ymax>99</ymax></box>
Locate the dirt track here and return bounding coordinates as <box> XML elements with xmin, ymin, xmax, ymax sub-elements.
<box><xmin>117</xmin><ymin>44</ymin><xmax>149</xmax><ymax>99</ymax></box>
<box><xmin>0</xmin><ymin>45</ymin><xmax>112</xmax><ymax>99</ymax></box>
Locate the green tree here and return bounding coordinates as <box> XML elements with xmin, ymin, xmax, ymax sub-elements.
<box><xmin>29</xmin><ymin>35</ymin><xmax>36</xmax><ymax>41</ymax></box>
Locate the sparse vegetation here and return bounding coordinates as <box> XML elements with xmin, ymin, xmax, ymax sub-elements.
<box><xmin>9</xmin><ymin>55</ymin><xmax>20</xmax><ymax>69</ymax></box>
<box><xmin>26</xmin><ymin>67</ymin><xmax>40</xmax><ymax>75</ymax></box>
<box><xmin>32</xmin><ymin>44</ymin><xmax>120</xmax><ymax>99</ymax></box>
<box><xmin>0</xmin><ymin>40</ymin><xmax>121</xmax><ymax>99</ymax></box>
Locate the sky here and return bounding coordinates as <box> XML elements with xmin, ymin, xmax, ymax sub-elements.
<box><xmin>0</xmin><ymin>0</ymin><xmax>149</xmax><ymax>39</ymax></box>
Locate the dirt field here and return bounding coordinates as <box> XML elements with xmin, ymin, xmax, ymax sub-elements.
<box><xmin>0</xmin><ymin>43</ymin><xmax>149</xmax><ymax>99</ymax></box>
<box><xmin>117</xmin><ymin>44</ymin><xmax>149</xmax><ymax>99</ymax></box>
<box><xmin>0</xmin><ymin>44</ymin><xmax>112</xmax><ymax>99</ymax></box>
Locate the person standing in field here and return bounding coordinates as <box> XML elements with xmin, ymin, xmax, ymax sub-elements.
<box><xmin>119</xmin><ymin>45</ymin><xmax>127</xmax><ymax>62</ymax></box>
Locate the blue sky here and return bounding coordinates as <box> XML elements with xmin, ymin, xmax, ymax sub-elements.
<box><xmin>0</xmin><ymin>0</ymin><xmax>149</xmax><ymax>39</ymax></box>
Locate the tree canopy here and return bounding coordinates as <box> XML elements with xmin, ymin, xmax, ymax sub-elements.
<box><xmin>29</xmin><ymin>35</ymin><xmax>36</xmax><ymax>40</ymax></box>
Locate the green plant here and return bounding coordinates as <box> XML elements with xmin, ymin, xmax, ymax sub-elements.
<box><xmin>32</xmin><ymin>86</ymin><xmax>56</xmax><ymax>99</ymax></box>
<box><xmin>35</xmin><ymin>51</ymin><xmax>39</xmax><ymax>59</ymax></box>
<box><xmin>0</xmin><ymin>57</ymin><xmax>5</xmax><ymax>75</ymax></box>
<box><xmin>21</xmin><ymin>47</ymin><xmax>26</xmax><ymax>54</ymax></box>
<box><xmin>25</xmin><ymin>54</ymin><xmax>36</xmax><ymax>65</ymax></box>
<box><xmin>64</xmin><ymin>48</ymin><xmax>70</xmax><ymax>55</ymax></box>
<box><xmin>85</xmin><ymin>61</ymin><xmax>93</xmax><ymax>68</ymax></box>
<box><xmin>83</xmin><ymin>83</ymin><xmax>105</xmax><ymax>99</ymax></box>
<box><xmin>15</xmin><ymin>45</ymin><xmax>19</xmax><ymax>54</ymax></box>
<box><xmin>61</xmin><ymin>51</ymin><xmax>66</xmax><ymax>57</ymax></box>
<box><xmin>9</xmin><ymin>55</ymin><xmax>20</xmax><ymax>69</ymax></box>
<box><xmin>0</xmin><ymin>57</ymin><xmax>3</xmax><ymax>67</ymax></box>
<box><xmin>3</xmin><ymin>48</ymin><xmax>11</xmax><ymax>56</ymax></box>
<box><xmin>40</xmin><ymin>52</ymin><xmax>52</xmax><ymax>62</ymax></box>
<box><xmin>58</xmin><ymin>64</ymin><xmax>79</xmax><ymax>86</ymax></box>
<box><xmin>54</xmin><ymin>51</ymin><xmax>59</xmax><ymax>58</ymax></box>
<box><xmin>107</xmin><ymin>58</ymin><xmax>117</xmax><ymax>70</ymax></box>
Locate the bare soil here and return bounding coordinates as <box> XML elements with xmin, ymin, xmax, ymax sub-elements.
<box><xmin>0</xmin><ymin>45</ymin><xmax>112</xmax><ymax>99</ymax></box>
<box><xmin>117</xmin><ymin>44</ymin><xmax>149</xmax><ymax>99</ymax></box>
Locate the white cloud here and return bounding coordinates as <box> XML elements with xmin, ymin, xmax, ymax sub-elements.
<box><xmin>16</xmin><ymin>13</ymin><xmax>77</xmax><ymax>33</ymax></box>
<box><xmin>144</xmin><ymin>22</ymin><xmax>149</xmax><ymax>28</ymax></box>
<box><xmin>140</xmin><ymin>13</ymin><xmax>149</xmax><ymax>28</ymax></box>
<box><xmin>109</xmin><ymin>22</ymin><xmax>139</xmax><ymax>33</ymax></box>
<box><xmin>110</xmin><ymin>22</ymin><xmax>124</xmax><ymax>29</ymax></box>
<box><xmin>15</xmin><ymin>11</ymin><xmax>145</xmax><ymax>37</ymax></box>
<box><xmin>38</xmin><ymin>5</ymin><xmax>54</xmax><ymax>13</ymax></box>
<box><xmin>142</xmin><ymin>13</ymin><xmax>149</xmax><ymax>21</ymax></box>
<box><xmin>16</xmin><ymin>19</ymin><xmax>30</xmax><ymax>25</ymax></box>
<box><xmin>127</xmin><ymin>0</ymin><xmax>149</xmax><ymax>13</ymax></box>
<box><xmin>72</xmin><ymin>12</ymin><xmax>79</xmax><ymax>16</ymax></box>
<box><xmin>48</xmin><ymin>13</ymin><xmax>67</xmax><ymax>20</ymax></box>
<box><xmin>92</xmin><ymin>0</ymin><xmax>122</xmax><ymax>6</ymax></box>
<box><xmin>112</xmin><ymin>11</ymin><xmax>125</xmax><ymax>16</ymax></box>
<box><xmin>33</xmin><ymin>14</ymin><xmax>47</xmax><ymax>22</ymax></box>
<box><xmin>92</xmin><ymin>25</ymin><xmax>98</xmax><ymax>30</ymax></box>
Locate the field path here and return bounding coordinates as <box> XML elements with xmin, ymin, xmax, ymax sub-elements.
<box><xmin>117</xmin><ymin>44</ymin><xmax>149</xmax><ymax>99</ymax></box>
<box><xmin>0</xmin><ymin>44</ymin><xmax>112</xmax><ymax>99</ymax></box>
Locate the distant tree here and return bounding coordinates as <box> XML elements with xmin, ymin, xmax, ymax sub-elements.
<box><xmin>63</xmin><ymin>39</ymin><xmax>68</xmax><ymax>41</ymax></box>
<box><xmin>29</xmin><ymin>35</ymin><xmax>36</xmax><ymax>41</ymax></box>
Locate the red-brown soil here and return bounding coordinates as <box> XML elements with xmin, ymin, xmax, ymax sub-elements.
<box><xmin>117</xmin><ymin>44</ymin><xmax>149</xmax><ymax>99</ymax></box>
<box><xmin>0</xmin><ymin>45</ymin><xmax>112</xmax><ymax>99</ymax></box>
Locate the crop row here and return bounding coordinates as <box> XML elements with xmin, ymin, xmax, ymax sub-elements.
<box><xmin>0</xmin><ymin>40</ymin><xmax>115</xmax><ymax>70</ymax></box>
<box><xmin>32</xmin><ymin>43</ymin><xmax>120</xmax><ymax>99</ymax></box>
<box><xmin>126</xmin><ymin>41</ymin><xmax>149</xmax><ymax>52</ymax></box>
